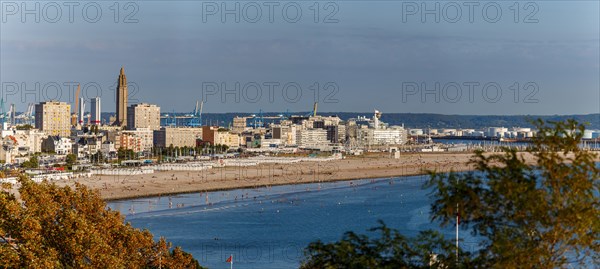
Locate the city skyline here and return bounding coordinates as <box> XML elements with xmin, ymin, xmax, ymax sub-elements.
<box><xmin>1</xmin><ymin>1</ymin><xmax>599</xmax><ymax>115</ymax></box>
<box><xmin>6</xmin><ymin>71</ymin><xmax>600</xmax><ymax>119</ymax></box>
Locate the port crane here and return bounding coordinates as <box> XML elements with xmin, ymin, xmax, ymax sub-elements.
<box><xmin>7</xmin><ymin>104</ymin><xmax>15</xmax><ymax>126</ymax></box>
<box><xmin>0</xmin><ymin>98</ymin><xmax>6</xmax><ymax>127</ymax></box>
<box><xmin>20</xmin><ymin>103</ymin><xmax>35</xmax><ymax>125</ymax></box>
<box><xmin>303</xmin><ymin>102</ymin><xmax>318</xmax><ymax>117</ymax></box>
<box><xmin>188</xmin><ymin>100</ymin><xmax>203</xmax><ymax>127</ymax></box>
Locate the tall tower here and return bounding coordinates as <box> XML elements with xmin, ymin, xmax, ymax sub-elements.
<box><xmin>90</xmin><ymin>97</ymin><xmax>101</xmax><ymax>125</ymax></box>
<box><xmin>78</xmin><ymin>97</ymin><xmax>85</xmax><ymax>126</ymax></box>
<box><xmin>115</xmin><ymin>67</ymin><xmax>128</xmax><ymax>126</ymax></box>
<box><xmin>373</xmin><ymin>110</ymin><xmax>381</xmax><ymax>129</ymax></box>
<box><xmin>10</xmin><ymin>104</ymin><xmax>15</xmax><ymax>126</ymax></box>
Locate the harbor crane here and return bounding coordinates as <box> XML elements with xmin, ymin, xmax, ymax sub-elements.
<box><xmin>8</xmin><ymin>104</ymin><xmax>15</xmax><ymax>126</ymax></box>
<box><xmin>23</xmin><ymin>103</ymin><xmax>35</xmax><ymax>125</ymax></box>
<box><xmin>168</xmin><ymin>110</ymin><xmax>177</xmax><ymax>127</ymax></box>
<box><xmin>304</xmin><ymin>102</ymin><xmax>318</xmax><ymax>117</ymax></box>
<box><xmin>188</xmin><ymin>100</ymin><xmax>203</xmax><ymax>127</ymax></box>
<box><xmin>0</xmin><ymin>98</ymin><xmax>6</xmax><ymax>128</ymax></box>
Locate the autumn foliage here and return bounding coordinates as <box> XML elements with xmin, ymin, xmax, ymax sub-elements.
<box><xmin>0</xmin><ymin>177</ymin><xmax>202</xmax><ymax>269</ymax></box>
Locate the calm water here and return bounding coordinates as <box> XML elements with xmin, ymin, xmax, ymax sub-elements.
<box><xmin>108</xmin><ymin>176</ymin><xmax>476</xmax><ymax>269</ymax></box>
<box><xmin>435</xmin><ymin>138</ymin><xmax>600</xmax><ymax>149</ymax></box>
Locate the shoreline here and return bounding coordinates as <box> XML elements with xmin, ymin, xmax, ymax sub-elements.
<box><xmin>57</xmin><ymin>152</ymin><xmax>485</xmax><ymax>201</ymax></box>
<box><xmin>49</xmin><ymin>151</ymin><xmax>582</xmax><ymax>201</ymax></box>
<box><xmin>101</xmin><ymin>169</ymin><xmax>445</xmax><ymax>202</ymax></box>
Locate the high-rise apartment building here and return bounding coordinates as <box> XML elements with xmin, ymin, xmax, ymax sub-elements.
<box><xmin>35</xmin><ymin>101</ymin><xmax>71</xmax><ymax>137</ymax></box>
<box><xmin>296</xmin><ymin>128</ymin><xmax>329</xmax><ymax>149</ymax></box>
<box><xmin>127</xmin><ymin>103</ymin><xmax>161</xmax><ymax>130</ymax></box>
<box><xmin>90</xmin><ymin>97</ymin><xmax>101</xmax><ymax>125</ymax></box>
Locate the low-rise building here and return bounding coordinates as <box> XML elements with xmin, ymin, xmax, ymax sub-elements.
<box><xmin>154</xmin><ymin>127</ymin><xmax>202</xmax><ymax>148</ymax></box>
<box><xmin>202</xmin><ymin>126</ymin><xmax>240</xmax><ymax>149</ymax></box>
<box><xmin>101</xmin><ymin>141</ymin><xmax>117</xmax><ymax>157</ymax></box>
<box><xmin>0</xmin><ymin>136</ymin><xmax>19</xmax><ymax>163</ymax></box>
<box><xmin>409</xmin><ymin>129</ymin><xmax>424</xmax><ymax>136</ymax></box>
<box><xmin>0</xmin><ymin>128</ymin><xmax>47</xmax><ymax>154</ymax></box>
<box><xmin>73</xmin><ymin>136</ymin><xmax>103</xmax><ymax>158</ymax></box>
<box><xmin>260</xmin><ymin>138</ymin><xmax>282</xmax><ymax>149</ymax></box>
<box><xmin>41</xmin><ymin>136</ymin><xmax>72</xmax><ymax>155</ymax></box>
<box><xmin>357</xmin><ymin>127</ymin><xmax>407</xmax><ymax>146</ymax></box>
<box><xmin>216</xmin><ymin>131</ymin><xmax>241</xmax><ymax>149</ymax></box>
<box><xmin>116</xmin><ymin>128</ymin><xmax>153</xmax><ymax>153</ymax></box>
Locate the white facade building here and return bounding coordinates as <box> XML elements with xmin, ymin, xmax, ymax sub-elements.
<box><xmin>0</xmin><ymin>129</ymin><xmax>47</xmax><ymax>154</ymax></box>
<box><xmin>296</xmin><ymin>128</ymin><xmax>330</xmax><ymax>150</ymax></box>
<box><xmin>358</xmin><ymin>127</ymin><xmax>407</xmax><ymax>146</ymax></box>
<box><xmin>41</xmin><ymin>136</ymin><xmax>73</xmax><ymax>155</ymax></box>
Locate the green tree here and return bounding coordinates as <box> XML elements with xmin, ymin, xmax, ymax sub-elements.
<box><xmin>167</xmin><ymin>145</ymin><xmax>174</xmax><ymax>158</ymax></box>
<box><xmin>301</xmin><ymin>120</ymin><xmax>599</xmax><ymax>268</ymax></box>
<box><xmin>65</xmin><ymin>154</ymin><xmax>77</xmax><ymax>168</ymax></box>
<box><xmin>0</xmin><ymin>175</ymin><xmax>203</xmax><ymax>268</ymax></box>
<box><xmin>302</xmin><ymin>221</ymin><xmax>475</xmax><ymax>269</ymax></box>
<box><xmin>91</xmin><ymin>152</ymin><xmax>104</xmax><ymax>164</ymax></box>
<box><xmin>21</xmin><ymin>156</ymin><xmax>39</xmax><ymax>169</ymax></box>
<box><xmin>15</xmin><ymin>124</ymin><xmax>33</xmax><ymax>130</ymax></box>
<box><xmin>117</xmin><ymin>148</ymin><xmax>135</xmax><ymax>161</ymax></box>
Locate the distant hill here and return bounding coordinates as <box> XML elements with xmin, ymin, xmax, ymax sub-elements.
<box><xmin>102</xmin><ymin>112</ymin><xmax>600</xmax><ymax>130</ymax></box>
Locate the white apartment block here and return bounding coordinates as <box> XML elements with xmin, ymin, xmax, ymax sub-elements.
<box><xmin>357</xmin><ymin>127</ymin><xmax>407</xmax><ymax>146</ymax></box>
<box><xmin>1</xmin><ymin>128</ymin><xmax>47</xmax><ymax>154</ymax></box>
<box><xmin>296</xmin><ymin>128</ymin><xmax>329</xmax><ymax>150</ymax></box>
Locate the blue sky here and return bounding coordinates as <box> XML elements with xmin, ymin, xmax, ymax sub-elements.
<box><xmin>1</xmin><ymin>1</ymin><xmax>598</xmax><ymax>115</ymax></box>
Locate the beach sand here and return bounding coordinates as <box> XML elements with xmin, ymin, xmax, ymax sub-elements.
<box><xmin>52</xmin><ymin>152</ymin><xmax>541</xmax><ymax>201</ymax></box>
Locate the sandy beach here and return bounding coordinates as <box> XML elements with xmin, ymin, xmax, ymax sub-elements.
<box><xmin>48</xmin><ymin>152</ymin><xmax>542</xmax><ymax>201</ymax></box>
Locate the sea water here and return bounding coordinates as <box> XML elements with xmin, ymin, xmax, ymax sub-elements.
<box><xmin>107</xmin><ymin>175</ymin><xmax>476</xmax><ymax>269</ymax></box>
